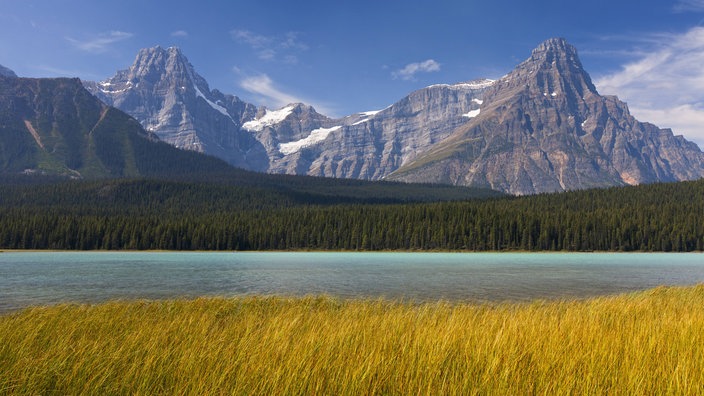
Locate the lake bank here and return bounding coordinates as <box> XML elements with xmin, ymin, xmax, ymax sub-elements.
<box><xmin>2</xmin><ymin>285</ymin><xmax>703</xmax><ymax>394</ymax></box>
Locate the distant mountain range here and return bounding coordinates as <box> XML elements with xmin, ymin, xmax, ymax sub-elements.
<box><xmin>2</xmin><ymin>39</ymin><xmax>703</xmax><ymax>195</ymax></box>
<box><xmin>0</xmin><ymin>71</ymin><xmax>495</xmax><ymax>202</ymax></box>
<box><xmin>79</xmin><ymin>39</ymin><xmax>704</xmax><ymax>194</ymax></box>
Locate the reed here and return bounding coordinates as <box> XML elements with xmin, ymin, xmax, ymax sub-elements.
<box><xmin>1</xmin><ymin>285</ymin><xmax>703</xmax><ymax>394</ymax></box>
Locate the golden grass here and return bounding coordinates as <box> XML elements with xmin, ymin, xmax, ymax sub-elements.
<box><xmin>1</xmin><ymin>286</ymin><xmax>704</xmax><ymax>395</ymax></box>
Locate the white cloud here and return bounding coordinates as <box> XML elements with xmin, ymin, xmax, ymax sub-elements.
<box><xmin>674</xmin><ymin>0</ymin><xmax>704</xmax><ymax>12</ymax></box>
<box><xmin>230</xmin><ymin>29</ymin><xmax>307</xmax><ymax>63</ymax></box>
<box><xmin>238</xmin><ymin>72</ymin><xmax>335</xmax><ymax>116</ymax></box>
<box><xmin>66</xmin><ymin>31</ymin><xmax>133</xmax><ymax>53</ymax></box>
<box><xmin>171</xmin><ymin>30</ymin><xmax>189</xmax><ymax>38</ymax></box>
<box><xmin>32</xmin><ymin>65</ymin><xmax>100</xmax><ymax>80</ymax></box>
<box><xmin>281</xmin><ymin>32</ymin><xmax>308</xmax><ymax>51</ymax></box>
<box><xmin>257</xmin><ymin>48</ymin><xmax>276</xmax><ymax>61</ymax></box>
<box><xmin>240</xmin><ymin>74</ymin><xmax>300</xmax><ymax>106</ymax></box>
<box><xmin>594</xmin><ymin>27</ymin><xmax>704</xmax><ymax>146</ymax></box>
<box><xmin>230</xmin><ymin>29</ymin><xmax>272</xmax><ymax>48</ymax></box>
<box><xmin>392</xmin><ymin>59</ymin><xmax>441</xmax><ymax>80</ymax></box>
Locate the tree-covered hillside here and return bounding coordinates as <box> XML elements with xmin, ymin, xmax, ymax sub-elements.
<box><xmin>1</xmin><ymin>178</ymin><xmax>702</xmax><ymax>251</ymax></box>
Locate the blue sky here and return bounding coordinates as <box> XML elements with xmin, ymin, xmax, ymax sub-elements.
<box><xmin>2</xmin><ymin>0</ymin><xmax>704</xmax><ymax>145</ymax></box>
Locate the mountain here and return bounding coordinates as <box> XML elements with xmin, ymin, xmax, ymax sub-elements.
<box><xmin>0</xmin><ymin>74</ymin><xmax>500</xmax><ymax>203</ymax></box>
<box><xmin>88</xmin><ymin>41</ymin><xmax>704</xmax><ymax>195</ymax></box>
<box><xmin>386</xmin><ymin>38</ymin><xmax>704</xmax><ymax>194</ymax></box>
<box><xmin>0</xmin><ymin>64</ymin><xmax>17</xmax><ymax>78</ymax></box>
<box><xmin>0</xmin><ymin>75</ymin><xmax>237</xmax><ymax>178</ymax></box>
<box><xmin>84</xmin><ymin>46</ymin><xmax>269</xmax><ymax>171</ymax></box>
<box><xmin>85</xmin><ymin>46</ymin><xmax>494</xmax><ymax>179</ymax></box>
<box><xmin>262</xmin><ymin>80</ymin><xmax>493</xmax><ymax>179</ymax></box>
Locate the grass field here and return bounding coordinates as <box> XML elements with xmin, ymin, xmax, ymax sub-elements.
<box><xmin>1</xmin><ymin>286</ymin><xmax>703</xmax><ymax>394</ymax></box>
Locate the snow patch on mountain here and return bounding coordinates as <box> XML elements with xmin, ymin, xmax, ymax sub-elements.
<box><xmin>242</xmin><ymin>105</ymin><xmax>296</xmax><ymax>132</ymax></box>
<box><xmin>192</xmin><ymin>81</ymin><xmax>233</xmax><ymax>121</ymax></box>
<box><xmin>279</xmin><ymin>126</ymin><xmax>341</xmax><ymax>154</ymax></box>
<box><xmin>428</xmin><ymin>79</ymin><xmax>496</xmax><ymax>90</ymax></box>
<box><xmin>463</xmin><ymin>109</ymin><xmax>481</xmax><ymax>118</ymax></box>
<box><xmin>98</xmin><ymin>81</ymin><xmax>132</xmax><ymax>94</ymax></box>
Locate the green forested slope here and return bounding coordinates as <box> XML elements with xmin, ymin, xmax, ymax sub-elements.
<box><xmin>1</xmin><ymin>178</ymin><xmax>701</xmax><ymax>251</ymax></box>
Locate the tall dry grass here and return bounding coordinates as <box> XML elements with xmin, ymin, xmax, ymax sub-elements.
<box><xmin>1</xmin><ymin>285</ymin><xmax>704</xmax><ymax>394</ymax></box>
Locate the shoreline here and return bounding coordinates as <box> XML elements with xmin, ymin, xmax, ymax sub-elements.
<box><xmin>3</xmin><ymin>283</ymin><xmax>703</xmax><ymax>317</ymax></box>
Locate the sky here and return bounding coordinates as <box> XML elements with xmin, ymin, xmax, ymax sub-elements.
<box><xmin>2</xmin><ymin>0</ymin><xmax>704</xmax><ymax>146</ymax></box>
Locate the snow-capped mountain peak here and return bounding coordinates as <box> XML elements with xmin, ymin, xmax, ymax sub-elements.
<box><xmin>84</xmin><ymin>45</ymin><xmax>265</xmax><ymax>170</ymax></box>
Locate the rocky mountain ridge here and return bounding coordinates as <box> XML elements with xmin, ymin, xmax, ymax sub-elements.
<box><xmin>84</xmin><ymin>46</ymin><xmax>268</xmax><ymax>170</ymax></box>
<box><xmin>83</xmin><ymin>39</ymin><xmax>704</xmax><ymax>194</ymax></box>
<box><xmin>0</xmin><ymin>75</ymin><xmax>236</xmax><ymax>178</ymax></box>
<box><xmin>388</xmin><ymin>38</ymin><xmax>704</xmax><ymax>194</ymax></box>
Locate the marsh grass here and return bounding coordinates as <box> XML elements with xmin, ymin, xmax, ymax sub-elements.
<box><xmin>1</xmin><ymin>285</ymin><xmax>704</xmax><ymax>394</ymax></box>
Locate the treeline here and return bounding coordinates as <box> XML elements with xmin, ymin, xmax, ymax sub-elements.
<box><xmin>1</xmin><ymin>178</ymin><xmax>702</xmax><ymax>251</ymax></box>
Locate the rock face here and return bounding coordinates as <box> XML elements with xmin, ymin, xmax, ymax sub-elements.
<box><xmin>84</xmin><ymin>46</ymin><xmax>268</xmax><ymax>170</ymax></box>
<box><xmin>265</xmin><ymin>80</ymin><xmax>492</xmax><ymax>179</ymax></box>
<box><xmin>86</xmin><ymin>41</ymin><xmax>704</xmax><ymax>194</ymax></box>
<box><xmin>387</xmin><ymin>38</ymin><xmax>704</xmax><ymax>194</ymax></box>
<box><xmin>0</xmin><ymin>64</ymin><xmax>17</xmax><ymax>78</ymax></box>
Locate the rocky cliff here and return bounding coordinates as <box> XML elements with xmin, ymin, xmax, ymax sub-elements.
<box><xmin>387</xmin><ymin>38</ymin><xmax>704</xmax><ymax>194</ymax></box>
<box><xmin>84</xmin><ymin>47</ymin><xmax>268</xmax><ymax>171</ymax></box>
<box><xmin>260</xmin><ymin>80</ymin><xmax>492</xmax><ymax>179</ymax></box>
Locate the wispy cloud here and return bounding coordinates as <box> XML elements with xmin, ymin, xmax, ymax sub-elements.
<box><xmin>231</xmin><ymin>29</ymin><xmax>272</xmax><ymax>48</ymax></box>
<box><xmin>240</xmin><ymin>73</ymin><xmax>301</xmax><ymax>106</ymax></box>
<box><xmin>230</xmin><ymin>29</ymin><xmax>307</xmax><ymax>63</ymax></box>
<box><xmin>66</xmin><ymin>31</ymin><xmax>133</xmax><ymax>53</ymax></box>
<box><xmin>171</xmin><ymin>30</ymin><xmax>189</xmax><ymax>38</ymax></box>
<box><xmin>594</xmin><ymin>27</ymin><xmax>704</xmax><ymax>146</ymax></box>
<box><xmin>392</xmin><ymin>59</ymin><xmax>441</xmax><ymax>81</ymax></box>
<box><xmin>238</xmin><ymin>71</ymin><xmax>335</xmax><ymax>115</ymax></box>
<box><xmin>32</xmin><ymin>64</ymin><xmax>101</xmax><ymax>80</ymax></box>
<box><xmin>674</xmin><ymin>0</ymin><xmax>704</xmax><ymax>12</ymax></box>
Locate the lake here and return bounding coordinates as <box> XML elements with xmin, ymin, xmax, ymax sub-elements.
<box><xmin>2</xmin><ymin>252</ymin><xmax>704</xmax><ymax>313</ymax></box>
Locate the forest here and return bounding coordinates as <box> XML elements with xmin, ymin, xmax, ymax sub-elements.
<box><xmin>0</xmin><ymin>177</ymin><xmax>702</xmax><ymax>251</ymax></box>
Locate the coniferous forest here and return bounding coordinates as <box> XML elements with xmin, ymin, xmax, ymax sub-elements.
<box><xmin>0</xmin><ymin>176</ymin><xmax>702</xmax><ymax>251</ymax></box>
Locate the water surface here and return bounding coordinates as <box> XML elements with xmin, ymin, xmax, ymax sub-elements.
<box><xmin>2</xmin><ymin>252</ymin><xmax>704</xmax><ymax>312</ymax></box>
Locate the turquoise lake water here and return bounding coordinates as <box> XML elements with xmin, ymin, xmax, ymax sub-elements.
<box><xmin>2</xmin><ymin>252</ymin><xmax>704</xmax><ymax>312</ymax></box>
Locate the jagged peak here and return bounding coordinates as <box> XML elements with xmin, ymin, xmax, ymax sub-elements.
<box><xmin>521</xmin><ymin>37</ymin><xmax>585</xmax><ymax>75</ymax></box>
<box><xmin>122</xmin><ymin>45</ymin><xmax>200</xmax><ymax>86</ymax></box>
<box><xmin>531</xmin><ymin>37</ymin><xmax>577</xmax><ymax>58</ymax></box>
<box><xmin>492</xmin><ymin>37</ymin><xmax>597</xmax><ymax>97</ymax></box>
<box><xmin>133</xmin><ymin>45</ymin><xmax>188</xmax><ymax>65</ymax></box>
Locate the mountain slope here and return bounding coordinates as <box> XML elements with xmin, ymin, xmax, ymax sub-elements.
<box><xmin>0</xmin><ymin>64</ymin><xmax>16</xmax><ymax>78</ymax></box>
<box><xmin>0</xmin><ymin>75</ymin><xmax>238</xmax><ymax>178</ymax></box>
<box><xmin>265</xmin><ymin>80</ymin><xmax>493</xmax><ymax>179</ymax></box>
<box><xmin>84</xmin><ymin>46</ymin><xmax>268</xmax><ymax>171</ymax></box>
<box><xmin>387</xmin><ymin>38</ymin><xmax>704</xmax><ymax>194</ymax></box>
